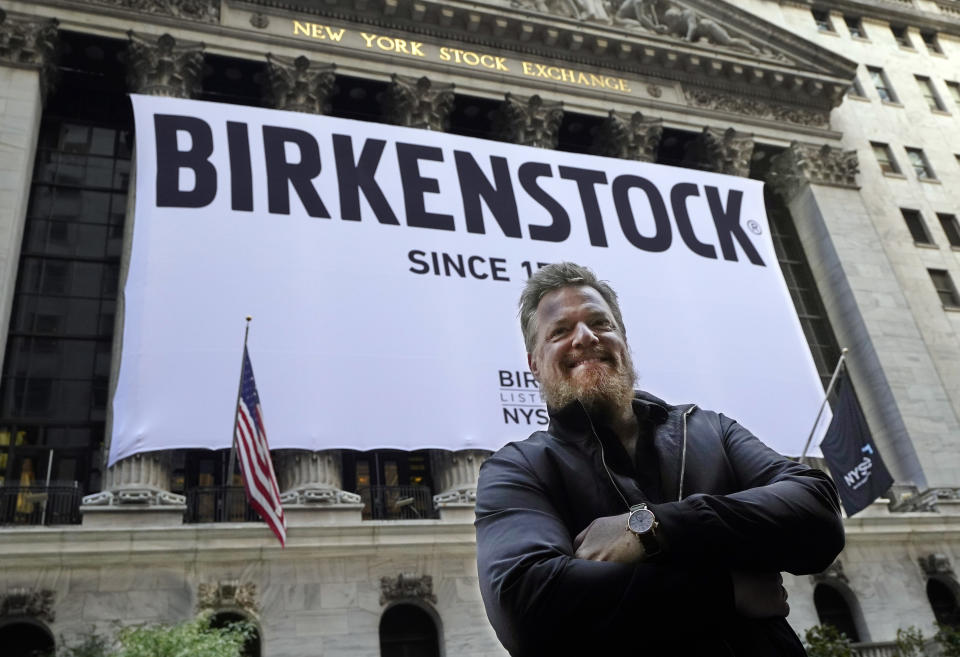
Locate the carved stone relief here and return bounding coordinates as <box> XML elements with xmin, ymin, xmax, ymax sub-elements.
<box><xmin>197</xmin><ymin>581</ymin><xmax>258</xmax><ymax>615</ymax></box>
<box><xmin>685</xmin><ymin>88</ymin><xmax>830</xmax><ymax>129</ymax></box>
<box><xmin>83</xmin><ymin>0</ymin><xmax>218</xmax><ymax>23</ymax></box>
<box><xmin>493</xmin><ymin>93</ymin><xmax>563</xmax><ymax>149</ymax></box>
<box><xmin>265</xmin><ymin>54</ymin><xmax>335</xmax><ymax>114</ymax></box>
<box><xmin>691</xmin><ymin>126</ymin><xmax>754</xmax><ymax>177</ymax></box>
<box><xmin>767</xmin><ymin>141</ymin><xmax>859</xmax><ymax>201</ymax></box>
<box><xmin>512</xmin><ymin>0</ymin><xmax>770</xmax><ymax>56</ymax></box>
<box><xmin>1</xmin><ymin>588</ymin><xmax>55</xmax><ymax>622</ymax></box>
<box><xmin>380</xmin><ymin>574</ymin><xmax>437</xmax><ymax>605</ymax></box>
<box><xmin>383</xmin><ymin>74</ymin><xmax>455</xmax><ymax>131</ymax></box>
<box><xmin>809</xmin><ymin>559</ymin><xmax>848</xmax><ymax>586</ymax></box>
<box><xmin>126</xmin><ymin>32</ymin><xmax>204</xmax><ymax>98</ymax></box>
<box><xmin>919</xmin><ymin>554</ymin><xmax>955</xmax><ymax>578</ymax></box>
<box><xmin>592</xmin><ymin>111</ymin><xmax>663</xmax><ymax>162</ymax></box>
<box><xmin>0</xmin><ymin>9</ymin><xmax>59</xmax><ymax>100</ymax></box>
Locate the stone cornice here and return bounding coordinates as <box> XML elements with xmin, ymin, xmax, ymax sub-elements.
<box><xmin>780</xmin><ymin>0</ymin><xmax>960</xmax><ymax>35</ymax></box>
<box><xmin>11</xmin><ymin>0</ymin><xmax>855</xmax><ymax>132</ymax></box>
<box><xmin>842</xmin><ymin>507</ymin><xmax>960</xmax><ymax>542</ymax></box>
<box><xmin>0</xmin><ymin>521</ymin><xmax>479</xmax><ymax>565</ymax></box>
<box><xmin>1</xmin><ymin>510</ymin><xmax>958</xmax><ymax>564</ymax></box>
<box><xmin>234</xmin><ymin>0</ymin><xmax>856</xmax><ymax>113</ymax></box>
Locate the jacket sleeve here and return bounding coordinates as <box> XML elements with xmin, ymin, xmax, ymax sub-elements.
<box><xmin>475</xmin><ymin>444</ymin><xmax>733</xmax><ymax>656</ymax></box>
<box><xmin>651</xmin><ymin>413</ymin><xmax>845</xmax><ymax>576</ymax></box>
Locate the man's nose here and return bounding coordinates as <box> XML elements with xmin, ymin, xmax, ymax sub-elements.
<box><xmin>571</xmin><ymin>322</ymin><xmax>599</xmax><ymax>348</ymax></box>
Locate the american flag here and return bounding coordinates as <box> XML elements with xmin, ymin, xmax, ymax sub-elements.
<box><xmin>235</xmin><ymin>347</ymin><xmax>286</xmax><ymax>546</ymax></box>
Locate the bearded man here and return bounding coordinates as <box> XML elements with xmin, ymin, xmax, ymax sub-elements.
<box><xmin>475</xmin><ymin>262</ymin><xmax>845</xmax><ymax>657</ymax></box>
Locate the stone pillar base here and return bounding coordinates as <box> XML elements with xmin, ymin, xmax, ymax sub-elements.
<box><xmin>80</xmin><ymin>504</ymin><xmax>186</xmax><ymax>527</ymax></box>
<box><xmin>437</xmin><ymin>503</ymin><xmax>475</xmax><ymax>523</ymax></box>
<box><xmin>279</xmin><ymin>485</ymin><xmax>361</xmax><ymax>506</ymax></box>
<box><xmin>80</xmin><ymin>488</ymin><xmax>186</xmax><ymax>527</ymax></box>
<box><xmin>284</xmin><ymin>503</ymin><xmax>364</xmax><ymax>526</ymax></box>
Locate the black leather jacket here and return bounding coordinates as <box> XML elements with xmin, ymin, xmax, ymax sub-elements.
<box><xmin>475</xmin><ymin>391</ymin><xmax>845</xmax><ymax>656</ymax></box>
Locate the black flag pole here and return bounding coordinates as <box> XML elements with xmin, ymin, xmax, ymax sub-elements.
<box><xmin>226</xmin><ymin>316</ymin><xmax>252</xmax><ymax>485</ymax></box>
<box><xmin>800</xmin><ymin>347</ymin><xmax>848</xmax><ymax>466</ymax></box>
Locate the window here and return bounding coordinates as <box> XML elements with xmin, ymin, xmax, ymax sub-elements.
<box><xmin>947</xmin><ymin>82</ymin><xmax>960</xmax><ymax>106</ymax></box>
<box><xmin>814</xmin><ymin>584</ymin><xmax>862</xmax><ymax>642</ymax></box>
<box><xmin>868</xmin><ymin>67</ymin><xmax>897</xmax><ymax>102</ymax></box>
<box><xmin>905</xmin><ymin>147</ymin><xmax>936</xmax><ymax>180</ymax></box>
<box><xmin>211</xmin><ymin>612</ymin><xmax>261</xmax><ymax>657</ymax></box>
<box><xmin>892</xmin><ymin>25</ymin><xmax>913</xmax><ymax>49</ymax></box>
<box><xmin>844</xmin><ymin>16</ymin><xmax>866</xmax><ymax>38</ymax></box>
<box><xmin>0</xmin><ymin>620</ymin><xmax>56</xmax><ymax>657</ymax></box>
<box><xmin>916</xmin><ymin>76</ymin><xmax>947</xmax><ymax>111</ymax></box>
<box><xmin>938</xmin><ymin>213</ymin><xmax>960</xmax><ymax>248</ymax></box>
<box><xmin>343</xmin><ymin>450</ymin><xmax>438</xmax><ymax>520</ymax></box>
<box><xmin>922</xmin><ymin>31</ymin><xmax>943</xmax><ymax>54</ymax></box>
<box><xmin>761</xmin><ymin>165</ymin><xmax>842</xmax><ymax>388</ymax></box>
<box><xmin>871</xmin><ymin>142</ymin><xmax>900</xmax><ymax>174</ymax></box>
<box><xmin>847</xmin><ymin>75</ymin><xmax>867</xmax><ymax>99</ymax></box>
<box><xmin>902</xmin><ymin>209</ymin><xmax>935</xmax><ymax>245</ymax></box>
<box><xmin>380</xmin><ymin>604</ymin><xmax>441</xmax><ymax>657</ymax></box>
<box><xmin>929</xmin><ymin>269</ymin><xmax>960</xmax><ymax>308</ymax></box>
<box><xmin>0</xmin><ymin>32</ymin><xmax>133</xmax><ymax>506</ymax></box>
<box><xmin>812</xmin><ymin>9</ymin><xmax>835</xmax><ymax>32</ymax></box>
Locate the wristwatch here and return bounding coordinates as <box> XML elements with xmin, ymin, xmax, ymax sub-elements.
<box><xmin>626</xmin><ymin>502</ymin><xmax>662</xmax><ymax>558</ymax></box>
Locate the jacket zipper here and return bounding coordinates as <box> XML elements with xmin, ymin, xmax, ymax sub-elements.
<box><xmin>580</xmin><ymin>402</ymin><xmax>631</xmax><ymax>510</ymax></box>
<box><xmin>678</xmin><ymin>404</ymin><xmax>697</xmax><ymax>502</ymax></box>
<box><xmin>581</xmin><ymin>401</ymin><xmax>698</xmax><ymax>508</ymax></box>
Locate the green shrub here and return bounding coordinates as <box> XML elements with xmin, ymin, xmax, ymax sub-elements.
<box><xmin>804</xmin><ymin>624</ymin><xmax>854</xmax><ymax>657</ymax></box>
<box><xmin>55</xmin><ymin>615</ymin><xmax>253</xmax><ymax>657</ymax></box>
<box><xmin>935</xmin><ymin>623</ymin><xmax>960</xmax><ymax>657</ymax></box>
<box><xmin>895</xmin><ymin>626</ymin><xmax>925</xmax><ymax>657</ymax></box>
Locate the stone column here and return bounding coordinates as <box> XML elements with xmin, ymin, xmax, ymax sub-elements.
<box><xmin>0</xmin><ymin>10</ymin><xmax>57</xmax><ymax>376</ymax></box>
<box><xmin>379</xmin><ymin>72</ymin><xmax>488</xmax><ymax>522</ymax></box>
<box><xmin>592</xmin><ymin>111</ymin><xmax>662</xmax><ymax>162</ymax></box>
<box><xmin>264</xmin><ymin>53</ymin><xmax>335</xmax><ymax>114</ymax></box>
<box><xmin>261</xmin><ymin>53</ymin><xmax>362</xmax><ymax>524</ymax></box>
<box><xmin>125</xmin><ymin>32</ymin><xmax>204</xmax><ymax>98</ymax></box>
<box><xmin>82</xmin><ymin>33</ymin><xmax>203</xmax><ymax>525</ymax></box>
<box><xmin>431</xmin><ymin>450</ymin><xmax>490</xmax><ymax>522</ymax></box>
<box><xmin>766</xmin><ymin>141</ymin><xmax>960</xmax><ymax>495</ymax></box>
<box><xmin>382</xmin><ymin>74</ymin><xmax>454</xmax><ymax>130</ymax></box>
<box><xmin>492</xmin><ymin>93</ymin><xmax>563</xmax><ymax>148</ymax></box>
<box><xmin>690</xmin><ymin>126</ymin><xmax>754</xmax><ymax>176</ymax></box>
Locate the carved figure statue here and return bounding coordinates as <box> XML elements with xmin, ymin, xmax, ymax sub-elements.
<box><xmin>573</xmin><ymin>0</ymin><xmax>612</xmax><ymax>22</ymax></box>
<box><xmin>512</xmin><ymin>0</ymin><xmax>579</xmax><ymax>19</ymax></box>
<box><xmin>660</xmin><ymin>5</ymin><xmax>760</xmax><ymax>54</ymax></box>
<box><xmin>614</xmin><ymin>0</ymin><xmax>668</xmax><ymax>33</ymax></box>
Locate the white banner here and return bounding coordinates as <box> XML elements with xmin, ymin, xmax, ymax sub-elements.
<box><xmin>110</xmin><ymin>94</ymin><xmax>830</xmax><ymax>465</ymax></box>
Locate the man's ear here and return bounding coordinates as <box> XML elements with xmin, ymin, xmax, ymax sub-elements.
<box><xmin>528</xmin><ymin>352</ymin><xmax>539</xmax><ymax>379</ymax></box>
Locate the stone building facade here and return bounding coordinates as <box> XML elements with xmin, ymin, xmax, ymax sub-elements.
<box><xmin>0</xmin><ymin>0</ymin><xmax>958</xmax><ymax>655</ymax></box>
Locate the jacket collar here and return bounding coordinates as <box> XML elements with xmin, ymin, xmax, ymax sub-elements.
<box><xmin>546</xmin><ymin>390</ymin><xmax>671</xmax><ymax>444</ymax></box>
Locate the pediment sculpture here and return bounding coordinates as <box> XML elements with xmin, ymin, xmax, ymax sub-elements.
<box><xmin>511</xmin><ymin>0</ymin><xmax>764</xmax><ymax>55</ymax></box>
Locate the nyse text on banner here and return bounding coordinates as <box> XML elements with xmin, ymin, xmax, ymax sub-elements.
<box><xmin>108</xmin><ymin>95</ymin><xmax>828</xmax><ymax>465</ymax></box>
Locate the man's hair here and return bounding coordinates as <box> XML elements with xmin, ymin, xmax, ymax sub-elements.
<box><xmin>519</xmin><ymin>262</ymin><xmax>627</xmax><ymax>353</ymax></box>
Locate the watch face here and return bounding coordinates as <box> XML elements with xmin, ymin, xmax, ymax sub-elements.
<box><xmin>628</xmin><ymin>508</ymin><xmax>655</xmax><ymax>534</ymax></box>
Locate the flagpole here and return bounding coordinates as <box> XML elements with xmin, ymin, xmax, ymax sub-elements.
<box><xmin>800</xmin><ymin>347</ymin><xmax>849</xmax><ymax>464</ymax></box>
<box><xmin>40</xmin><ymin>448</ymin><xmax>53</xmax><ymax>526</ymax></box>
<box><xmin>226</xmin><ymin>317</ymin><xmax>252</xmax><ymax>487</ymax></box>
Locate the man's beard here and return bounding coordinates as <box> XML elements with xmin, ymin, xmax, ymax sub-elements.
<box><xmin>539</xmin><ymin>349</ymin><xmax>637</xmax><ymax>418</ymax></box>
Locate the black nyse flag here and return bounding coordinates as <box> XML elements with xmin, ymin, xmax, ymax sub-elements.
<box><xmin>819</xmin><ymin>374</ymin><xmax>894</xmax><ymax>517</ymax></box>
